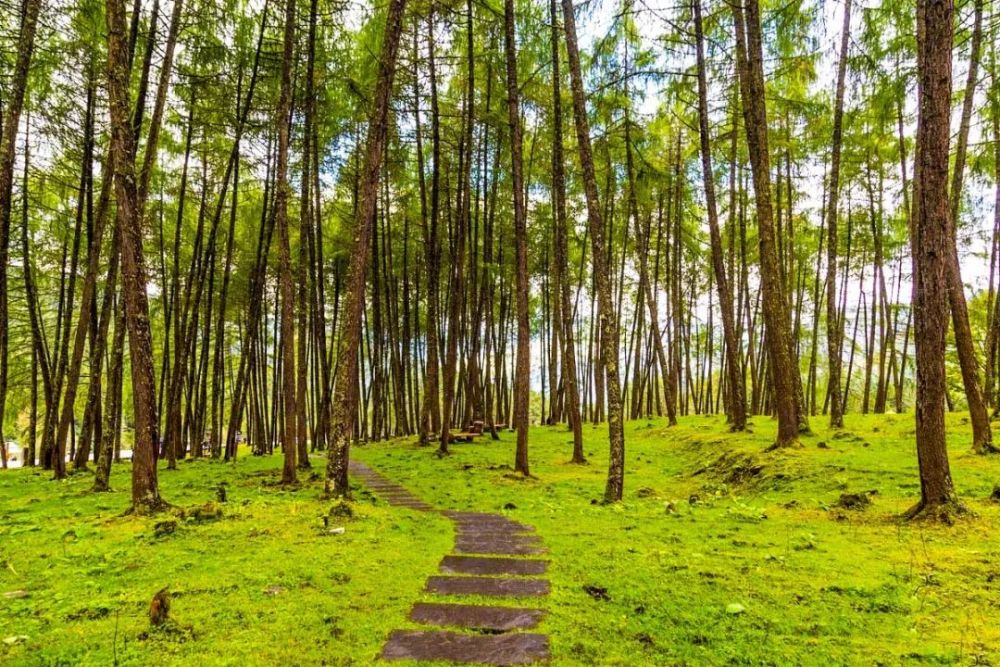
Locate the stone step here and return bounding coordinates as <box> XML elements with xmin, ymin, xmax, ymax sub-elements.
<box><xmin>448</xmin><ymin>519</ymin><xmax>535</xmax><ymax>532</ymax></box>
<box><xmin>455</xmin><ymin>532</ymin><xmax>542</xmax><ymax>543</ymax></box>
<box><xmin>426</xmin><ymin>576</ymin><xmax>550</xmax><ymax>597</ymax></box>
<box><xmin>439</xmin><ymin>555</ymin><xmax>549</xmax><ymax>576</ymax></box>
<box><xmin>409</xmin><ymin>602</ymin><xmax>545</xmax><ymax>631</ymax></box>
<box><xmin>380</xmin><ymin>630</ymin><xmax>549</xmax><ymax>665</ymax></box>
<box><xmin>454</xmin><ymin>542</ymin><xmax>548</xmax><ymax>556</ymax></box>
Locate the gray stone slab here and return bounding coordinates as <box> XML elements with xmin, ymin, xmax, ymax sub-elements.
<box><xmin>409</xmin><ymin>602</ymin><xmax>545</xmax><ymax>631</ymax></box>
<box><xmin>455</xmin><ymin>521</ymin><xmax>534</xmax><ymax>531</ymax></box>
<box><xmin>380</xmin><ymin>630</ymin><xmax>549</xmax><ymax>665</ymax></box>
<box><xmin>455</xmin><ymin>531</ymin><xmax>542</xmax><ymax>543</ymax></box>
<box><xmin>426</xmin><ymin>576</ymin><xmax>550</xmax><ymax>597</ymax></box>
<box><xmin>454</xmin><ymin>542</ymin><xmax>548</xmax><ymax>556</ymax></box>
<box><xmin>440</xmin><ymin>555</ymin><xmax>549</xmax><ymax>576</ymax></box>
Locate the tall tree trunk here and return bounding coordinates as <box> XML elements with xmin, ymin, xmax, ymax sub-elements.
<box><xmin>0</xmin><ymin>0</ymin><xmax>44</xmax><ymax>474</ymax></box>
<box><xmin>419</xmin><ymin>15</ymin><xmax>443</xmax><ymax>445</ymax></box>
<box><xmin>105</xmin><ymin>0</ymin><xmax>164</xmax><ymax>513</ymax></box>
<box><xmin>550</xmin><ymin>0</ymin><xmax>584</xmax><ymax>462</ymax></box>
<box><xmin>562</xmin><ymin>0</ymin><xmax>626</xmax><ymax>501</ymax></box>
<box><xmin>274</xmin><ymin>0</ymin><xmax>298</xmax><ymax>483</ymax></box>
<box><xmin>824</xmin><ymin>0</ymin><xmax>851</xmax><ymax>428</ymax></box>
<box><xmin>946</xmin><ymin>0</ymin><xmax>994</xmax><ymax>453</ymax></box>
<box><xmin>325</xmin><ymin>0</ymin><xmax>408</xmax><ymax>496</ymax></box>
<box><xmin>731</xmin><ymin>0</ymin><xmax>802</xmax><ymax>447</ymax></box>
<box><xmin>908</xmin><ymin>0</ymin><xmax>960</xmax><ymax>518</ymax></box>
<box><xmin>693</xmin><ymin>0</ymin><xmax>746</xmax><ymax>430</ymax></box>
<box><xmin>503</xmin><ymin>0</ymin><xmax>531</xmax><ymax>476</ymax></box>
<box><xmin>296</xmin><ymin>0</ymin><xmax>320</xmax><ymax>467</ymax></box>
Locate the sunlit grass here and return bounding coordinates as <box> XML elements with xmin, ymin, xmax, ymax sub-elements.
<box><xmin>1</xmin><ymin>412</ymin><xmax>997</xmax><ymax>665</ymax></box>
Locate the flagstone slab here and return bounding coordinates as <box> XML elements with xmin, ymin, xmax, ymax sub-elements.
<box><xmin>440</xmin><ymin>555</ymin><xmax>549</xmax><ymax>576</ymax></box>
<box><xmin>443</xmin><ymin>512</ymin><xmax>535</xmax><ymax>529</ymax></box>
<box><xmin>454</xmin><ymin>542</ymin><xmax>548</xmax><ymax>556</ymax></box>
<box><xmin>426</xmin><ymin>576</ymin><xmax>550</xmax><ymax>597</ymax></box>
<box><xmin>455</xmin><ymin>532</ymin><xmax>542</xmax><ymax>543</ymax></box>
<box><xmin>380</xmin><ymin>630</ymin><xmax>550</xmax><ymax>665</ymax></box>
<box><xmin>409</xmin><ymin>602</ymin><xmax>545</xmax><ymax>631</ymax></box>
<box><xmin>454</xmin><ymin>536</ymin><xmax>539</xmax><ymax>545</ymax></box>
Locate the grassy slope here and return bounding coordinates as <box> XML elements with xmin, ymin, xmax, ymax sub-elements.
<box><xmin>1</xmin><ymin>413</ymin><xmax>998</xmax><ymax>665</ymax></box>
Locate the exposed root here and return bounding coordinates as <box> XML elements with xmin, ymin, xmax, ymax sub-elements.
<box><xmin>972</xmin><ymin>442</ymin><xmax>1000</xmax><ymax>455</ymax></box>
<box><xmin>902</xmin><ymin>498</ymin><xmax>968</xmax><ymax>524</ymax></box>
<box><xmin>124</xmin><ymin>498</ymin><xmax>173</xmax><ymax>517</ymax></box>
<box><xmin>765</xmin><ymin>438</ymin><xmax>802</xmax><ymax>452</ymax></box>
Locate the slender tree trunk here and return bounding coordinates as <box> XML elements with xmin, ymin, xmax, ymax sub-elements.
<box><xmin>823</xmin><ymin>0</ymin><xmax>851</xmax><ymax>428</ymax></box>
<box><xmin>731</xmin><ymin>0</ymin><xmax>801</xmax><ymax>447</ymax></box>
<box><xmin>946</xmin><ymin>0</ymin><xmax>994</xmax><ymax>453</ymax></box>
<box><xmin>105</xmin><ymin>0</ymin><xmax>164</xmax><ymax>513</ymax></box>
<box><xmin>550</xmin><ymin>0</ymin><xmax>583</xmax><ymax>461</ymax></box>
<box><xmin>295</xmin><ymin>0</ymin><xmax>320</xmax><ymax>467</ymax></box>
<box><xmin>693</xmin><ymin>0</ymin><xmax>745</xmax><ymax>430</ymax></box>
<box><xmin>0</xmin><ymin>0</ymin><xmax>44</xmax><ymax>475</ymax></box>
<box><xmin>562</xmin><ymin>0</ymin><xmax>626</xmax><ymax>501</ymax></box>
<box><xmin>325</xmin><ymin>0</ymin><xmax>408</xmax><ymax>496</ymax></box>
<box><xmin>419</xmin><ymin>15</ymin><xmax>443</xmax><ymax>445</ymax></box>
<box><xmin>274</xmin><ymin>0</ymin><xmax>298</xmax><ymax>483</ymax></box>
<box><xmin>94</xmin><ymin>300</ymin><xmax>126</xmax><ymax>492</ymax></box>
<box><xmin>503</xmin><ymin>0</ymin><xmax>531</xmax><ymax>476</ymax></box>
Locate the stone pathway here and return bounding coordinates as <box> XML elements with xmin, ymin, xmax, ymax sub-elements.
<box><xmin>348</xmin><ymin>461</ymin><xmax>551</xmax><ymax>665</ymax></box>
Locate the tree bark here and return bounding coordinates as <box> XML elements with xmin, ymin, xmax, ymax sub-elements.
<box><xmin>824</xmin><ymin>0</ymin><xmax>851</xmax><ymax>428</ymax></box>
<box><xmin>693</xmin><ymin>0</ymin><xmax>746</xmax><ymax>430</ymax></box>
<box><xmin>550</xmin><ymin>0</ymin><xmax>584</xmax><ymax>462</ymax></box>
<box><xmin>946</xmin><ymin>0</ymin><xmax>993</xmax><ymax>453</ymax></box>
<box><xmin>908</xmin><ymin>0</ymin><xmax>960</xmax><ymax>517</ymax></box>
<box><xmin>503</xmin><ymin>0</ymin><xmax>531</xmax><ymax>476</ymax></box>
<box><xmin>0</xmin><ymin>0</ymin><xmax>44</xmax><ymax>474</ymax></box>
<box><xmin>731</xmin><ymin>0</ymin><xmax>802</xmax><ymax>447</ymax></box>
<box><xmin>274</xmin><ymin>0</ymin><xmax>299</xmax><ymax>483</ymax></box>
<box><xmin>419</xmin><ymin>15</ymin><xmax>443</xmax><ymax>445</ymax></box>
<box><xmin>105</xmin><ymin>0</ymin><xmax>164</xmax><ymax>513</ymax></box>
<box><xmin>562</xmin><ymin>0</ymin><xmax>626</xmax><ymax>501</ymax></box>
<box><xmin>325</xmin><ymin>0</ymin><xmax>408</xmax><ymax>496</ymax></box>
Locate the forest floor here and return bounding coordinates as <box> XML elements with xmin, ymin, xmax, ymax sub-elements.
<box><xmin>1</xmin><ymin>412</ymin><xmax>998</xmax><ymax>666</ymax></box>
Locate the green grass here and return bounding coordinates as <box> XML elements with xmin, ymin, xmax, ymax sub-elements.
<box><xmin>2</xmin><ymin>413</ymin><xmax>998</xmax><ymax>665</ymax></box>
<box><xmin>0</xmin><ymin>452</ymin><xmax>450</xmax><ymax>666</ymax></box>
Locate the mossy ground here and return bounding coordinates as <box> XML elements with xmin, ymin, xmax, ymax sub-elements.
<box><xmin>1</xmin><ymin>412</ymin><xmax>998</xmax><ymax>665</ymax></box>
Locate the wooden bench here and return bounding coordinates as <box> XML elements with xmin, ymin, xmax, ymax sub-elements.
<box><xmin>450</xmin><ymin>420</ymin><xmax>488</xmax><ymax>443</ymax></box>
